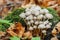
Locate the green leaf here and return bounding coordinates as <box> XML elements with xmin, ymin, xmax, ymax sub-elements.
<box><xmin>0</xmin><ymin>25</ymin><xmax>6</xmax><ymax>32</ymax></box>
<box><xmin>0</xmin><ymin>19</ymin><xmax>12</xmax><ymax>32</ymax></box>
<box><xmin>10</xmin><ymin>36</ymin><xmax>20</xmax><ymax>40</ymax></box>
<box><xmin>31</xmin><ymin>37</ymin><xmax>41</xmax><ymax>40</ymax></box>
<box><xmin>0</xmin><ymin>19</ymin><xmax>12</xmax><ymax>25</ymax></box>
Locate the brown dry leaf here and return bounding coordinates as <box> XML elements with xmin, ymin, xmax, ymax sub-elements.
<box><xmin>52</xmin><ymin>22</ymin><xmax>60</xmax><ymax>36</ymax></box>
<box><xmin>0</xmin><ymin>0</ymin><xmax>6</xmax><ymax>5</ymax></box>
<box><xmin>23</xmin><ymin>31</ymin><xmax>32</xmax><ymax>38</ymax></box>
<box><xmin>23</xmin><ymin>0</ymin><xmax>60</xmax><ymax>8</ymax></box>
<box><xmin>51</xmin><ymin>37</ymin><xmax>58</xmax><ymax>40</ymax></box>
<box><xmin>56</xmin><ymin>6</ymin><xmax>60</xmax><ymax>14</ymax></box>
<box><xmin>56</xmin><ymin>22</ymin><xmax>60</xmax><ymax>32</ymax></box>
<box><xmin>7</xmin><ymin>22</ymin><xmax>25</xmax><ymax>37</ymax></box>
<box><xmin>22</xmin><ymin>0</ymin><xmax>56</xmax><ymax>7</ymax></box>
<box><xmin>0</xmin><ymin>31</ymin><xmax>6</xmax><ymax>37</ymax></box>
<box><xmin>52</xmin><ymin>27</ymin><xmax>57</xmax><ymax>36</ymax></box>
<box><xmin>7</xmin><ymin>30</ymin><xmax>17</xmax><ymax>36</ymax></box>
<box><xmin>57</xmin><ymin>0</ymin><xmax>60</xmax><ymax>5</ymax></box>
<box><xmin>15</xmin><ymin>22</ymin><xmax>25</xmax><ymax>37</ymax></box>
<box><xmin>8</xmin><ymin>24</ymin><xmax>15</xmax><ymax>30</ymax></box>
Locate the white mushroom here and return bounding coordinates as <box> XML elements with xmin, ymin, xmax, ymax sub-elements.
<box><xmin>31</xmin><ymin>8</ymin><xmax>40</xmax><ymax>15</ymax></box>
<box><xmin>42</xmin><ymin>30</ymin><xmax>46</xmax><ymax>33</ymax></box>
<box><xmin>35</xmin><ymin>21</ymin><xmax>39</xmax><ymax>25</ymax></box>
<box><xmin>31</xmin><ymin>10</ymin><xmax>37</xmax><ymax>15</ymax></box>
<box><xmin>30</xmin><ymin>20</ymin><xmax>34</xmax><ymax>23</ymax></box>
<box><xmin>28</xmin><ymin>15</ymin><xmax>33</xmax><ymax>20</ymax></box>
<box><xmin>37</xmin><ymin>14</ymin><xmax>44</xmax><ymax>20</ymax></box>
<box><xmin>45</xmin><ymin>13</ymin><xmax>53</xmax><ymax>19</ymax></box>
<box><xmin>29</xmin><ymin>27</ymin><xmax>33</xmax><ymax>30</ymax></box>
<box><xmin>38</xmin><ymin>24</ymin><xmax>46</xmax><ymax>29</ymax></box>
<box><xmin>34</xmin><ymin>6</ymin><xmax>41</xmax><ymax>11</ymax></box>
<box><xmin>43</xmin><ymin>9</ymin><xmax>49</xmax><ymax>13</ymax></box>
<box><xmin>43</xmin><ymin>16</ymin><xmax>47</xmax><ymax>19</ymax></box>
<box><xmin>39</xmin><ymin>21</ymin><xmax>43</xmax><ymax>24</ymax></box>
<box><xmin>30</xmin><ymin>6</ymin><xmax>35</xmax><ymax>10</ymax></box>
<box><xmin>33</xmin><ymin>26</ymin><xmax>37</xmax><ymax>29</ymax></box>
<box><xmin>27</xmin><ymin>21</ymin><xmax>31</xmax><ymax>25</ymax></box>
<box><xmin>34</xmin><ymin>11</ymin><xmax>40</xmax><ymax>16</ymax></box>
<box><xmin>39</xmin><ymin>9</ymin><xmax>44</xmax><ymax>14</ymax></box>
<box><xmin>33</xmin><ymin>16</ymin><xmax>37</xmax><ymax>20</ymax></box>
<box><xmin>25</xmin><ymin>11</ymin><xmax>31</xmax><ymax>16</ymax></box>
<box><xmin>19</xmin><ymin>13</ymin><xmax>26</xmax><ymax>18</ymax></box>
<box><xmin>46</xmin><ymin>25</ymin><xmax>51</xmax><ymax>28</ymax></box>
<box><xmin>44</xmin><ymin>20</ymin><xmax>49</xmax><ymax>25</ymax></box>
<box><xmin>49</xmin><ymin>23</ymin><xmax>52</xmax><ymax>25</ymax></box>
<box><xmin>26</xmin><ymin>17</ymin><xmax>29</xmax><ymax>20</ymax></box>
<box><xmin>25</xmin><ymin>8</ymin><xmax>30</xmax><ymax>12</ymax></box>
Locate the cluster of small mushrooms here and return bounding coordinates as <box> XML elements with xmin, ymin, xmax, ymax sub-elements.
<box><xmin>20</xmin><ymin>4</ymin><xmax>53</xmax><ymax>35</ymax></box>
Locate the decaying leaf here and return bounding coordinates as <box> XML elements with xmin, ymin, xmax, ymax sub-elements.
<box><xmin>0</xmin><ymin>31</ymin><xmax>6</xmax><ymax>37</ymax></box>
<box><xmin>23</xmin><ymin>31</ymin><xmax>32</xmax><ymax>38</ymax></box>
<box><xmin>51</xmin><ymin>37</ymin><xmax>58</xmax><ymax>40</ymax></box>
<box><xmin>52</xmin><ymin>22</ymin><xmax>60</xmax><ymax>36</ymax></box>
<box><xmin>7</xmin><ymin>22</ymin><xmax>25</xmax><ymax>38</ymax></box>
